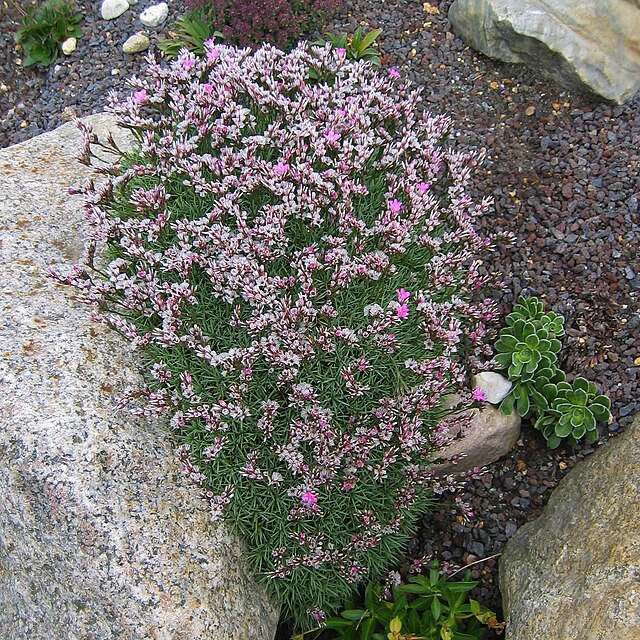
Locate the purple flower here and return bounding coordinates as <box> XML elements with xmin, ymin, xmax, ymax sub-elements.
<box><xmin>396</xmin><ymin>303</ymin><xmax>409</xmax><ymax>319</ymax></box>
<box><xmin>417</xmin><ymin>182</ymin><xmax>429</xmax><ymax>193</ymax></box>
<box><xmin>388</xmin><ymin>68</ymin><xmax>401</xmax><ymax>79</ymax></box>
<box><xmin>206</xmin><ymin>47</ymin><xmax>219</xmax><ymax>62</ymax></box>
<box><xmin>471</xmin><ymin>388</ymin><xmax>486</xmax><ymax>402</ymax></box>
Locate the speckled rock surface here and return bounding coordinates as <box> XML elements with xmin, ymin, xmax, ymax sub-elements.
<box><xmin>500</xmin><ymin>414</ymin><xmax>640</xmax><ymax>640</ymax></box>
<box><xmin>0</xmin><ymin>114</ymin><xmax>278</xmax><ymax>640</ymax></box>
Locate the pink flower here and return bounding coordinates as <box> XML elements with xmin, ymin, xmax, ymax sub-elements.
<box><xmin>274</xmin><ymin>161</ymin><xmax>289</xmax><ymax>176</ymax></box>
<box><xmin>182</xmin><ymin>57</ymin><xmax>195</xmax><ymax>70</ymax></box>
<box><xmin>301</xmin><ymin>491</ymin><xmax>317</xmax><ymax>506</ymax></box>
<box><xmin>396</xmin><ymin>288</ymin><xmax>410</xmax><ymax>303</ymax></box>
<box><xmin>388</xmin><ymin>68</ymin><xmax>401</xmax><ymax>79</ymax></box>
<box><xmin>396</xmin><ymin>303</ymin><xmax>409</xmax><ymax>319</ymax></box>
<box><xmin>417</xmin><ymin>182</ymin><xmax>429</xmax><ymax>193</ymax></box>
<box><xmin>324</xmin><ymin>130</ymin><xmax>340</xmax><ymax>144</ymax></box>
<box><xmin>471</xmin><ymin>388</ymin><xmax>486</xmax><ymax>402</ymax></box>
<box><xmin>132</xmin><ymin>89</ymin><xmax>147</xmax><ymax>104</ymax></box>
<box><xmin>388</xmin><ymin>199</ymin><xmax>402</xmax><ymax>213</ymax></box>
<box><xmin>206</xmin><ymin>47</ymin><xmax>219</xmax><ymax>62</ymax></box>
<box><xmin>202</xmin><ymin>83</ymin><xmax>213</xmax><ymax>94</ymax></box>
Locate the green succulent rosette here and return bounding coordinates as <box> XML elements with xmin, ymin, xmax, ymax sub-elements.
<box><xmin>535</xmin><ymin>377</ymin><xmax>611</xmax><ymax>449</ymax></box>
<box><xmin>494</xmin><ymin>319</ymin><xmax>562</xmax><ymax>383</ymax></box>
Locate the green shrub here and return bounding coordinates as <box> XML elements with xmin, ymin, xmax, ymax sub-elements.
<box><xmin>14</xmin><ymin>0</ymin><xmax>83</xmax><ymax>67</ymax></box>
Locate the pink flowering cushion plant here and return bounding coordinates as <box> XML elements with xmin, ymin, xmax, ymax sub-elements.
<box><xmin>59</xmin><ymin>42</ymin><xmax>499</xmax><ymax>629</ymax></box>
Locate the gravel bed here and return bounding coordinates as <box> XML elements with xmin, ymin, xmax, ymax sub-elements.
<box><xmin>2</xmin><ymin>0</ymin><xmax>638</xmax><ymax>633</ymax></box>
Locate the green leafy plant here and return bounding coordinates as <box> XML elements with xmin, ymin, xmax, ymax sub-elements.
<box><xmin>495</xmin><ymin>297</ymin><xmax>611</xmax><ymax>448</ymax></box>
<box><xmin>158</xmin><ymin>11</ymin><xmax>223</xmax><ymax>59</ymax></box>
<box><xmin>314</xmin><ymin>27</ymin><xmax>384</xmax><ymax>65</ymax></box>
<box><xmin>535</xmin><ymin>377</ymin><xmax>611</xmax><ymax>449</ymax></box>
<box><xmin>14</xmin><ymin>0</ymin><xmax>83</xmax><ymax>67</ymax></box>
<box><xmin>306</xmin><ymin>566</ymin><xmax>503</xmax><ymax>640</ymax></box>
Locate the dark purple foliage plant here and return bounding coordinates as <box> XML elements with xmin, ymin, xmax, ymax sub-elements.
<box><xmin>56</xmin><ymin>42</ymin><xmax>501</xmax><ymax>630</ymax></box>
<box><xmin>184</xmin><ymin>0</ymin><xmax>342</xmax><ymax>48</ymax></box>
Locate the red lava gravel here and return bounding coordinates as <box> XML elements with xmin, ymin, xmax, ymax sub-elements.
<box><xmin>2</xmin><ymin>0</ymin><xmax>638</xmax><ymax>634</ymax></box>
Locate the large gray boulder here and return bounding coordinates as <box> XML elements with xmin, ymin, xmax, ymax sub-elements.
<box><xmin>449</xmin><ymin>0</ymin><xmax>640</xmax><ymax>104</ymax></box>
<box><xmin>500</xmin><ymin>414</ymin><xmax>640</xmax><ymax>640</ymax></box>
<box><xmin>0</xmin><ymin>115</ymin><xmax>278</xmax><ymax>639</ymax></box>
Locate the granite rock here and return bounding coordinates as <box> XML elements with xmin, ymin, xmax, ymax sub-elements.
<box><xmin>0</xmin><ymin>114</ymin><xmax>278</xmax><ymax>640</ymax></box>
<box><xmin>500</xmin><ymin>414</ymin><xmax>640</xmax><ymax>640</ymax></box>
<box><xmin>448</xmin><ymin>0</ymin><xmax>640</xmax><ymax>104</ymax></box>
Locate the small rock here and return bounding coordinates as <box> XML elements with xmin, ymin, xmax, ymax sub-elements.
<box><xmin>619</xmin><ymin>402</ymin><xmax>636</xmax><ymax>417</ymax></box>
<box><xmin>429</xmin><ymin>406</ymin><xmax>521</xmax><ymax>476</ymax></box>
<box><xmin>101</xmin><ymin>0</ymin><xmax>129</xmax><ymax>20</ymax></box>
<box><xmin>473</xmin><ymin>371</ymin><xmax>513</xmax><ymax>404</ymax></box>
<box><xmin>525</xmin><ymin>105</ymin><xmax>535</xmax><ymax>116</ymax></box>
<box><xmin>61</xmin><ymin>37</ymin><xmax>76</xmax><ymax>55</ymax></box>
<box><xmin>139</xmin><ymin>2</ymin><xmax>169</xmax><ymax>27</ymax></box>
<box><xmin>122</xmin><ymin>32</ymin><xmax>150</xmax><ymax>54</ymax></box>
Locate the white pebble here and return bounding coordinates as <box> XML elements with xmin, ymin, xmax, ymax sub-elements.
<box><xmin>61</xmin><ymin>37</ymin><xmax>77</xmax><ymax>55</ymax></box>
<box><xmin>139</xmin><ymin>2</ymin><xmax>169</xmax><ymax>27</ymax></box>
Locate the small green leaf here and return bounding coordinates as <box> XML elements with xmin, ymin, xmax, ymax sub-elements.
<box><xmin>431</xmin><ymin>596</ymin><xmax>442</xmax><ymax>620</ymax></box>
<box><xmin>341</xmin><ymin>609</ymin><xmax>369</xmax><ymax>621</ymax></box>
<box><xmin>555</xmin><ymin>421</ymin><xmax>573</xmax><ymax>438</ymax></box>
<box><xmin>361</xmin><ymin>616</ymin><xmax>376</xmax><ymax>640</ymax></box>
<box><xmin>499</xmin><ymin>393</ymin><xmax>515</xmax><ymax>415</ymax></box>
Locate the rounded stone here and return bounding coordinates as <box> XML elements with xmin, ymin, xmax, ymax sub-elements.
<box><xmin>122</xmin><ymin>32</ymin><xmax>150</xmax><ymax>54</ymax></box>
<box><xmin>100</xmin><ymin>0</ymin><xmax>129</xmax><ymax>21</ymax></box>
<box><xmin>61</xmin><ymin>37</ymin><xmax>77</xmax><ymax>55</ymax></box>
<box><xmin>139</xmin><ymin>2</ymin><xmax>169</xmax><ymax>28</ymax></box>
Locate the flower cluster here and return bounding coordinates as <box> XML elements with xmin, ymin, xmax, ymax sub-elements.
<box><xmin>57</xmin><ymin>42</ymin><xmax>499</xmax><ymax>629</ymax></box>
<box><xmin>185</xmin><ymin>0</ymin><xmax>341</xmax><ymax>48</ymax></box>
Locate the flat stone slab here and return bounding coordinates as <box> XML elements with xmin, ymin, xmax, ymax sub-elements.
<box><xmin>0</xmin><ymin>114</ymin><xmax>278</xmax><ymax>639</ymax></box>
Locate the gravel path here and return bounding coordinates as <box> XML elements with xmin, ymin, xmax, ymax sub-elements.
<box><xmin>2</xmin><ymin>0</ymin><xmax>638</xmax><ymax>630</ymax></box>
